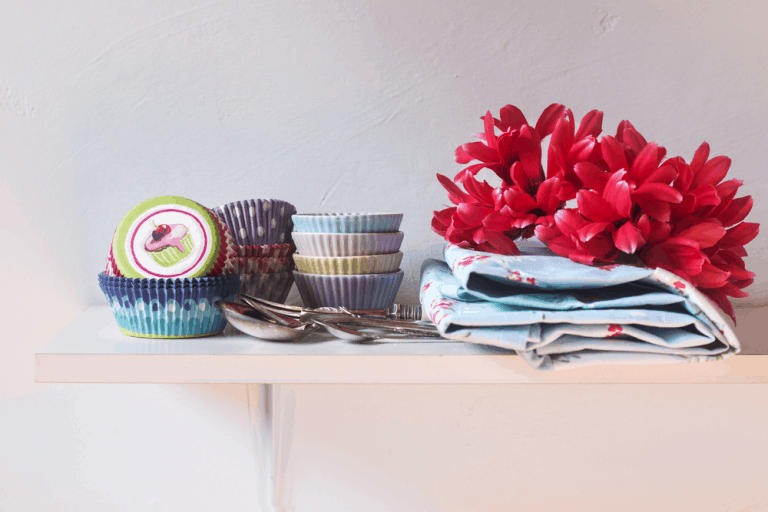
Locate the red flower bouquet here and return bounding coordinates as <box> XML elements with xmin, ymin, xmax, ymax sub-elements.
<box><xmin>432</xmin><ymin>104</ymin><xmax>759</xmax><ymax>321</ymax></box>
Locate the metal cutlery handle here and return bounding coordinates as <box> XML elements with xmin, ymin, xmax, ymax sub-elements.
<box><xmin>312</xmin><ymin>304</ymin><xmax>423</xmax><ymax>321</ymax></box>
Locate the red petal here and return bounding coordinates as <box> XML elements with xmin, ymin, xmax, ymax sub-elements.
<box><xmin>483</xmin><ymin>210</ymin><xmax>512</xmax><ymax>231</ymax></box>
<box><xmin>621</xmin><ymin>126</ymin><xmax>649</xmax><ymax>155</ymax></box>
<box><xmin>675</xmin><ymin>222</ymin><xmax>726</xmax><ymax>249</ymax></box>
<box><xmin>498</xmin><ymin>105</ymin><xmax>528</xmax><ymax>132</ymax></box>
<box><xmin>455</xmin><ymin>142</ymin><xmax>499</xmax><ymax>164</ymax></box>
<box><xmin>718</xmin><ymin>222</ymin><xmax>760</xmax><ymax>248</ymax></box>
<box><xmin>567</xmin><ymin>136</ymin><xmax>599</xmax><ymax>163</ymax></box>
<box><xmin>695</xmin><ymin>263</ymin><xmax>731</xmax><ymax>289</ymax></box>
<box><xmin>483</xmin><ymin>111</ymin><xmax>497</xmax><ymax>151</ymax></box>
<box><xmin>634</xmin><ymin>194</ymin><xmax>671</xmax><ymax>222</ymax></box>
<box><xmin>600</xmin><ymin>136</ymin><xmax>629</xmax><ymax>173</ymax></box>
<box><xmin>454</xmin><ymin>164</ymin><xmax>490</xmax><ymax>184</ymax></box>
<box><xmin>573</xmin><ymin>162</ymin><xmax>609</xmax><ymax>192</ymax></box>
<box><xmin>546</xmin><ymin>114</ymin><xmax>573</xmax><ymax>179</ymax></box>
<box><xmin>578</xmin><ymin>190</ymin><xmax>622</xmax><ymax>222</ymax></box>
<box><xmin>632</xmin><ymin>183</ymin><xmax>683</xmax><ymax>204</ymax></box>
<box><xmin>535</xmin><ymin>103</ymin><xmax>566</xmax><ymax>139</ymax></box>
<box><xmin>535</xmin><ymin>177</ymin><xmax>564</xmax><ymax>214</ymax></box>
<box><xmin>483</xmin><ymin>230</ymin><xmax>520</xmax><ymax>255</ymax></box>
<box><xmin>578</xmin><ymin>221</ymin><xmax>614</xmax><ymax>242</ymax></box>
<box><xmin>503</xmin><ymin>186</ymin><xmax>538</xmax><ymax>213</ymax></box>
<box><xmin>510</xmin><ymin>214</ymin><xmax>538</xmax><ymax>229</ymax></box>
<box><xmin>690</xmin><ymin>142</ymin><xmax>710</xmax><ymax>175</ymax></box>
<box><xmin>702</xmin><ymin>288</ymin><xmax>735</xmax><ymax>323</ymax></box>
<box><xmin>671</xmin><ymin>157</ymin><xmax>693</xmax><ymax>194</ymax></box>
<box><xmin>554</xmin><ymin>209</ymin><xmax>588</xmax><ymax>237</ymax></box>
<box><xmin>602</xmin><ymin>170</ymin><xmax>633</xmax><ymax>218</ymax></box>
<box><xmin>643</xmin><ymin>164</ymin><xmax>678</xmax><ymax>185</ymax></box>
<box><xmin>630</xmin><ymin>142</ymin><xmax>661</xmax><ymax>183</ymax></box>
<box><xmin>637</xmin><ymin>214</ymin><xmax>651</xmax><ymax>241</ymax></box>
<box><xmin>689</xmin><ymin>185</ymin><xmax>721</xmax><ymax>212</ymax></box>
<box><xmin>463</xmin><ymin>176</ymin><xmax>495</xmax><ymax>206</ymax></box>
<box><xmin>437</xmin><ymin>173</ymin><xmax>470</xmax><ymax>204</ymax></box>
<box><xmin>646</xmin><ymin>220</ymin><xmax>672</xmax><ymax>243</ymax></box>
<box><xmin>574</xmin><ymin>110</ymin><xmax>603</xmax><ymax>140</ymax></box>
<box><xmin>578</xmin><ymin>233</ymin><xmax>619</xmax><ymax>263</ymax></box>
<box><xmin>718</xmin><ymin>196</ymin><xmax>753</xmax><ymax>227</ymax></box>
<box><xmin>716</xmin><ymin>179</ymin><xmax>743</xmax><ymax>198</ymax></box>
<box><xmin>456</xmin><ymin>203</ymin><xmax>494</xmax><ymax>226</ymax></box>
<box><xmin>518</xmin><ymin>125</ymin><xmax>543</xmax><ymax>184</ymax></box>
<box><xmin>722</xmin><ymin>282</ymin><xmax>749</xmax><ymax>298</ymax></box>
<box><xmin>614</xmin><ymin>221</ymin><xmax>646</xmax><ymax>254</ymax></box>
<box><xmin>496</xmin><ymin>131</ymin><xmax>519</xmax><ymax>167</ymax></box>
<box><xmin>691</xmin><ymin>155</ymin><xmax>731</xmax><ymax>189</ymax></box>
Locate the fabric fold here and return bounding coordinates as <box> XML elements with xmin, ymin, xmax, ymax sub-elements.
<box><xmin>420</xmin><ymin>244</ymin><xmax>739</xmax><ymax>370</ymax></box>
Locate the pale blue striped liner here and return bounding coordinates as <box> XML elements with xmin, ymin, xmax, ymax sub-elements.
<box><xmin>293</xmin><ymin>270</ymin><xmax>403</xmax><ymax>309</ymax></box>
<box><xmin>291</xmin><ymin>213</ymin><xmax>403</xmax><ymax>234</ymax></box>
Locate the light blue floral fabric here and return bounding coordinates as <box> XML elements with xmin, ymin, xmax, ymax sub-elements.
<box><xmin>420</xmin><ymin>243</ymin><xmax>740</xmax><ymax>370</ymax></box>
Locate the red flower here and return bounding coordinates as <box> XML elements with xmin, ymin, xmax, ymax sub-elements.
<box><xmin>454</xmin><ymin>104</ymin><xmax>566</xmax><ymax>186</ymax></box>
<box><xmin>547</xmin><ymin>108</ymin><xmax>604</xmax><ymax>197</ymax></box>
<box><xmin>637</xmin><ymin>142</ymin><xmax>759</xmax><ymax>322</ymax></box>
<box><xmin>434</xmin><ymin>104</ymin><xmax>580</xmax><ymax>255</ymax></box>
<box><xmin>535</xmin><ymin>209</ymin><xmax>619</xmax><ymax>265</ymax></box>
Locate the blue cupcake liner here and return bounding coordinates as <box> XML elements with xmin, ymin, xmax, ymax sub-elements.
<box><xmin>293</xmin><ymin>270</ymin><xmax>403</xmax><ymax>309</ymax></box>
<box><xmin>98</xmin><ymin>273</ymin><xmax>241</xmax><ymax>338</ymax></box>
<box><xmin>291</xmin><ymin>213</ymin><xmax>403</xmax><ymax>233</ymax></box>
<box><xmin>215</xmin><ymin>199</ymin><xmax>297</xmax><ymax>246</ymax></box>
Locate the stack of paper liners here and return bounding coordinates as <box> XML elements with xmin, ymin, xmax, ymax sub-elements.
<box><xmin>215</xmin><ymin>199</ymin><xmax>299</xmax><ymax>302</ymax></box>
<box><xmin>290</xmin><ymin>214</ymin><xmax>405</xmax><ymax>310</ymax></box>
<box><xmin>419</xmin><ymin>244</ymin><xmax>740</xmax><ymax>371</ymax></box>
<box><xmin>99</xmin><ymin>273</ymin><xmax>240</xmax><ymax>338</ymax></box>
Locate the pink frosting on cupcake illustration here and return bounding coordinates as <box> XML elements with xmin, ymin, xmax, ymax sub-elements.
<box><xmin>144</xmin><ymin>223</ymin><xmax>189</xmax><ymax>252</ymax></box>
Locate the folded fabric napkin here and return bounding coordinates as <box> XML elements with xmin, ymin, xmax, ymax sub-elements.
<box><xmin>420</xmin><ymin>243</ymin><xmax>740</xmax><ymax>370</ymax></box>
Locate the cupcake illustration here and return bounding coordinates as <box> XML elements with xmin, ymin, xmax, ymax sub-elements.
<box><xmin>144</xmin><ymin>222</ymin><xmax>195</xmax><ymax>267</ymax></box>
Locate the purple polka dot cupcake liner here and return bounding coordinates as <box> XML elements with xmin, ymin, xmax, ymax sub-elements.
<box><xmin>98</xmin><ymin>272</ymin><xmax>241</xmax><ymax>338</ymax></box>
<box><xmin>293</xmin><ymin>270</ymin><xmax>403</xmax><ymax>310</ymax></box>
<box><xmin>238</xmin><ymin>271</ymin><xmax>295</xmax><ymax>303</ymax></box>
<box><xmin>215</xmin><ymin>199</ymin><xmax>297</xmax><ymax>246</ymax></box>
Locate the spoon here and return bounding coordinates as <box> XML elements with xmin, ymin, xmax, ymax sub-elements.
<box><xmin>215</xmin><ymin>301</ymin><xmax>312</xmax><ymax>341</ymax></box>
<box><xmin>312</xmin><ymin>319</ymin><xmax>374</xmax><ymax>343</ymax></box>
<box><xmin>240</xmin><ymin>295</ymin><xmax>303</xmax><ymax>328</ymax></box>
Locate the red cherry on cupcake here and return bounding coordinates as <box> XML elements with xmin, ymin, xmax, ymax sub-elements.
<box><xmin>152</xmin><ymin>224</ymin><xmax>172</xmax><ymax>241</ymax></box>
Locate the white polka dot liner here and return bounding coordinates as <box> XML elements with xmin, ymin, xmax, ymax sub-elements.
<box><xmin>98</xmin><ymin>272</ymin><xmax>241</xmax><ymax>338</ymax></box>
<box><xmin>216</xmin><ymin>199</ymin><xmax>297</xmax><ymax>246</ymax></box>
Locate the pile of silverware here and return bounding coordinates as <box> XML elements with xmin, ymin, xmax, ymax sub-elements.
<box><xmin>215</xmin><ymin>295</ymin><xmax>442</xmax><ymax>343</ymax></box>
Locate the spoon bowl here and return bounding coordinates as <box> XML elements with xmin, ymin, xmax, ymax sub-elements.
<box><xmin>215</xmin><ymin>301</ymin><xmax>310</xmax><ymax>341</ymax></box>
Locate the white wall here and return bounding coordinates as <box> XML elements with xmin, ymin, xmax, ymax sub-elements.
<box><xmin>1</xmin><ymin>0</ymin><xmax>767</xmax><ymax>510</ymax></box>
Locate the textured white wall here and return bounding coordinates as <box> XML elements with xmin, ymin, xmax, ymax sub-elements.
<box><xmin>1</xmin><ymin>0</ymin><xmax>767</xmax><ymax>510</ymax></box>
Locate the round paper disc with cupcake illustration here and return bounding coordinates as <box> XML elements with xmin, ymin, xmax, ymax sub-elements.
<box><xmin>113</xmin><ymin>196</ymin><xmax>222</xmax><ymax>279</ymax></box>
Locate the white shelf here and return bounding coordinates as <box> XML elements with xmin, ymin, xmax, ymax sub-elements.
<box><xmin>35</xmin><ymin>307</ymin><xmax>768</xmax><ymax>384</ymax></box>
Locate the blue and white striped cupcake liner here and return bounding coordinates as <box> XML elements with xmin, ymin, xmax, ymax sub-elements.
<box><xmin>291</xmin><ymin>213</ymin><xmax>403</xmax><ymax>234</ymax></box>
<box><xmin>98</xmin><ymin>273</ymin><xmax>241</xmax><ymax>338</ymax></box>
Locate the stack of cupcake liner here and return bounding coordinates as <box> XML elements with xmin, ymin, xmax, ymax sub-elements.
<box><xmin>291</xmin><ymin>213</ymin><xmax>405</xmax><ymax>310</ymax></box>
<box><xmin>99</xmin><ymin>273</ymin><xmax>241</xmax><ymax>338</ymax></box>
<box><xmin>216</xmin><ymin>199</ymin><xmax>298</xmax><ymax>302</ymax></box>
<box><xmin>101</xmin><ymin>196</ymin><xmax>243</xmax><ymax>338</ymax></box>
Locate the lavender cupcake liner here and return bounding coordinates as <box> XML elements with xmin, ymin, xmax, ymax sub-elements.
<box><xmin>239</xmin><ymin>271</ymin><xmax>295</xmax><ymax>303</ymax></box>
<box><xmin>291</xmin><ymin>232</ymin><xmax>404</xmax><ymax>257</ymax></box>
<box><xmin>98</xmin><ymin>273</ymin><xmax>241</xmax><ymax>338</ymax></box>
<box><xmin>291</xmin><ymin>213</ymin><xmax>403</xmax><ymax>234</ymax></box>
<box><xmin>293</xmin><ymin>270</ymin><xmax>403</xmax><ymax>309</ymax></box>
<box><xmin>216</xmin><ymin>199</ymin><xmax>297</xmax><ymax>246</ymax></box>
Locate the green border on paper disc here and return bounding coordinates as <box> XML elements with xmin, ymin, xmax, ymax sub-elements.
<box><xmin>113</xmin><ymin>196</ymin><xmax>221</xmax><ymax>279</ymax></box>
